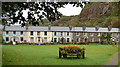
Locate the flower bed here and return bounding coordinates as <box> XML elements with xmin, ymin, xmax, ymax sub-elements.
<box><xmin>59</xmin><ymin>45</ymin><xmax>86</xmax><ymax>59</ymax></box>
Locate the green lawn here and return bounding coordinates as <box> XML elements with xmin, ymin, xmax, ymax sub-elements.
<box><xmin>2</xmin><ymin>44</ymin><xmax>118</xmax><ymax>65</ymax></box>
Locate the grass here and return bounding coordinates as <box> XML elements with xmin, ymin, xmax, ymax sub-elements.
<box><xmin>2</xmin><ymin>44</ymin><xmax>118</xmax><ymax>65</ymax></box>
<box><xmin>0</xmin><ymin>45</ymin><xmax>2</xmax><ymax>67</ymax></box>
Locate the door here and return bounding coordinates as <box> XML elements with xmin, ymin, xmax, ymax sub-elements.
<box><xmin>14</xmin><ymin>38</ymin><xmax>16</xmax><ymax>42</ymax></box>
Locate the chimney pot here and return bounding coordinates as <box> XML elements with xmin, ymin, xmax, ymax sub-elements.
<box><xmin>25</xmin><ymin>23</ymin><xmax>29</xmax><ymax>30</ymax></box>
<box><xmin>69</xmin><ymin>24</ymin><xmax>72</xmax><ymax>30</ymax></box>
<box><xmin>96</xmin><ymin>24</ymin><xmax>99</xmax><ymax>31</ymax></box>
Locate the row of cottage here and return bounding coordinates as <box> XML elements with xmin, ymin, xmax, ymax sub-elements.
<box><xmin>1</xmin><ymin>25</ymin><xmax>120</xmax><ymax>44</ymax></box>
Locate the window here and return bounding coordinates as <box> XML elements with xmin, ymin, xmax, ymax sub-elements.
<box><xmin>44</xmin><ymin>32</ymin><xmax>47</xmax><ymax>36</ymax></box>
<box><xmin>61</xmin><ymin>32</ymin><xmax>63</xmax><ymax>36</ymax></box>
<box><xmin>54</xmin><ymin>32</ymin><xmax>57</xmax><ymax>36</ymax></box>
<box><xmin>84</xmin><ymin>33</ymin><xmax>87</xmax><ymax>36</ymax></box>
<box><xmin>21</xmin><ymin>37</ymin><xmax>23</xmax><ymax>41</ymax></box>
<box><xmin>110</xmin><ymin>33</ymin><xmax>113</xmax><ymax>36</ymax></box>
<box><xmin>67</xmin><ymin>32</ymin><xmax>69</xmax><ymax>36</ymax></box>
<box><xmin>92</xmin><ymin>38</ymin><xmax>94</xmax><ymax>42</ymax></box>
<box><xmin>38</xmin><ymin>37</ymin><xmax>40</xmax><ymax>42</ymax></box>
<box><xmin>117</xmin><ymin>33</ymin><xmax>119</xmax><ymax>36</ymax></box>
<box><xmin>76</xmin><ymin>32</ymin><xmax>79</xmax><ymax>36</ymax></box>
<box><xmin>77</xmin><ymin>38</ymin><xmax>79</xmax><ymax>42</ymax></box>
<box><xmin>117</xmin><ymin>38</ymin><xmax>119</xmax><ymax>42</ymax></box>
<box><xmin>37</xmin><ymin>31</ymin><xmax>40</xmax><ymax>35</ymax></box>
<box><xmin>13</xmin><ymin>31</ymin><xmax>16</xmax><ymax>35</ymax></box>
<box><xmin>104</xmin><ymin>33</ymin><xmax>107</xmax><ymax>36</ymax></box>
<box><xmin>90</xmin><ymin>33</ymin><xmax>93</xmax><ymax>36</ymax></box>
<box><xmin>6</xmin><ymin>37</ymin><xmax>9</xmax><ymax>41</ymax></box>
<box><xmin>67</xmin><ymin>38</ymin><xmax>69</xmax><ymax>42</ymax></box>
<box><xmin>21</xmin><ymin>31</ymin><xmax>23</xmax><ymax>35</ymax></box>
<box><xmin>30</xmin><ymin>31</ymin><xmax>33</xmax><ymax>35</ymax></box>
<box><xmin>30</xmin><ymin>37</ymin><xmax>34</xmax><ymax>42</ymax></box>
<box><xmin>54</xmin><ymin>38</ymin><xmax>57</xmax><ymax>42</ymax></box>
<box><xmin>6</xmin><ymin>31</ymin><xmax>9</xmax><ymax>35</ymax></box>
<box><xmin>98</xmin><ymin>33</ymin><xmax>100</xmax><ymax>36</ymax></box>
<box><xmin>44</xmin><ymin>37</ymin><xmax>47</xmax><ymax>43</ymax></box>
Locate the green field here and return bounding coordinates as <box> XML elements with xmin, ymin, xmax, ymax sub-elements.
<box><xmin>2</xmin><ymin>44</ymin><xmax>118</xmax><ymax>65</ymax></box>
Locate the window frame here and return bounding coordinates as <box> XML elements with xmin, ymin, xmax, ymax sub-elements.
<box><xmin>38</xmin><ymin>37</ymin><xmax>40</xmax><ymax>42</ymax></box>
<box><xmin>61</xmin><ymin>32</ymin><xmax>63</xmax><ymax>36</ymax></box>
<box><xmin>54</xmin><ymin>32</ymin><xmax>57</xmax><ymax>36</ymax></box>
<box><xmin>6</xmin><ymin>37</ymin><xmax>9</xmax><ymax>42</ymax></box>
<box><xmin>44</xmin><ymin>31</ymin><xmax>47</xmax><ymax>36</ymax></box>
<box><xmin>21</xmin><ymin>37</ymin><xmax>24</xmax><ymax>41</ymax></box>
<box><xmin>37</xmin><ymin>31</ymin><xmax>40</xmax><ymax>35</ymax></box>
<box><xmin>67</xmin><ymin>38</ymin><xmax>70</xmax><ymax>42</ymax></box>
<box><xmin>21</xmin><ymin>31</ymin><xmax>23</xmax><ymax>35</ymax></box>
<box><xmin>6</xmin><ymin>31</ymin><xmax>9</xmax><ymax>35</ymax></box>
<box><xmin>30</xmin><ymin>31</ymin><xmax>33</xmax><ymax>35</ymax></box>
<box><xmin>13</xmin><ymin>31</ymin><xmax>16</xmax><ymax>35</ymax></box>
<box><xmin>67</xmin><ymin>32</ymin><xmax>69</xmax><ymax>36</ymax></box>
<box><xmin>54</xmin><ymin>38</ymin><xmax>57</xmax><ymax>42</ymax></box>
<box><xmin>76</xmin><ymin>32</ymin><xmax>79</xmax><ymax>36</ymax></box>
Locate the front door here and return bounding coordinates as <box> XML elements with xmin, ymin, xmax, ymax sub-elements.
<box><xmin>85</xmin><ymin>38</ymin><xmax>88</xmax><ymax>43</ymax></box>
<box><xmin>13</xmin><ymin>38</ymin><xmax>16</xmax><ymax>42</ymax></box>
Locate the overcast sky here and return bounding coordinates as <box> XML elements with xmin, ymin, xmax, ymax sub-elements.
<box><xmin>58</xmin><ymin>4</ymin><xmax>82</xmax><ymax>16</ymax></box>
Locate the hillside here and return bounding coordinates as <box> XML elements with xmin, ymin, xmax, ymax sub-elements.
<box><xmin>39</xmin><ymin>2</ymin><xmax>120</xmax><ymax>28</ymax></box>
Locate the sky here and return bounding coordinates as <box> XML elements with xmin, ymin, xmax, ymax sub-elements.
<box><xmin>58</xmin><ymin>4</ymin><xmax>82</xmax><ymax>16</ymax></box>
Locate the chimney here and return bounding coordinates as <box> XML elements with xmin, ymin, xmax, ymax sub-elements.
<box><xmin>69</xmin><ymin>24</ymin><xmax>72</xmax><ymax>30</ymax></box>
<box><xmin>95</xmin><ymin>24</ymin><xmax>99</xmax><ymax>31</ymax></box>
<box><xmin>3</xmin><ymin>25</ymin><xmax>5</xmax><ymax>31</ymax></box>
<box><xmin>48</xmin><ymin>23</ymin><xmax>51</xmax><ymax>31</ymax></box>
<box><xmin>25</xmin><ymin>23</ymin><xmax>29</xmax><ymax>30</ymax></box>
<box><xmin>82</xmin><ymin>24</ymin><xmax>86</xmax><ymax>31</ymax></box>
<box><xmin>108</xmin><ymin>25</ymin><xmax>112</xmax><ymax>31</ymax></box>
<box><xmin>108</xmin><ymin>22</ymin><xmax>112</xmax><ymax>31</ymax></box>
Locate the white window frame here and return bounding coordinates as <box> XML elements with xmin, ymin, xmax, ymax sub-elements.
<box><xmin>60</xmin><ymin>32</ymin><xmax>63</xmax><ymax>36</ymax></box>
<box><xmin>54</xmin><ymin>38</ymin><xmax>57</xmax><ymax>42</ymax></box>
<box><xmin>38</xmin><ymin>37</ymin><xmax>40</xmax><ymax>42</ymax></box>
<box><xmin>13</xmin><ymin>31</ymin><xmax>16</xmax><ymax>35</ymax></box>
<box><xmin>54</xmin><ymin>32</ymin><xmax>57</xmax><ymax>36</ymax></box>
<box><xmin>30</xmin><ymin>31</ymin><xmax>33</xmax><ymax>36</ymax></box>
<box><xmin>92</xmin><ymin>38</ymin><xmax>94</xmax><ymax>42</ymax></box>
<box><xmin>76</xmin><ymin>32</ymin><xmax>79</xmax><ymax>36</ymax></box>
<box><xmin>20</xmin><ymin>37</ymin><xmax>24</xmax><ymax>42</ymax></box>
<box><xmin>67</xmin><ymin>38</ymin><xmax>70</xmax><ymax>42</ymax></box>
<box><xmin>77</xmin><ymin>38</ymin><xmax>79</xmax><ymax>42</ymax></box>
<box><xmin>21</xmin><ymin>31</ymin><xmax>23</xmax><ymax>35</ymax></box>
<box><xmin>67</xmin><ymin>32</ymin><xmax>69</xmax><ymax>36</ymax></box>
<box><xmin>37</xmin><ymin>31</ymin><xmax>40</xmax><ymax>36</ymax></box>
<box><xmin>98</xmin><ymin>33</ymin><xmax>100</xmax><ymax>36</ymax></box>
<box><xmin>30</xmin><ymin>37</ymin><xmax>34</xmax><ymax>43</ymax></box>
<box><xmin>6</xmin><ymin>37</ymin><xmax>9</xmax><ymax>42</ymax></box>
<box><xmin>44</xmin><ymin>32</ymin><xmax>47</xmax><ymax>36</ymax></box>
<box><xmin>6</xmin><ymin>31</ymin><xmax>9</xmax><ymax>35</ymax></box>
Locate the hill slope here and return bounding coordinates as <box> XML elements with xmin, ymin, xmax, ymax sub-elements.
<box><xmin>40</xmin><ymin>2</ymin><xmax>119</xmax><ymax>28</ymax></box>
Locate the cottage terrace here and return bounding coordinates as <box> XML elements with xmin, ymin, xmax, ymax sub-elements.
<box><xmin>1</xmin><ymin>25</ymin><xmax>120</xmax><ymax>44</ymax></box>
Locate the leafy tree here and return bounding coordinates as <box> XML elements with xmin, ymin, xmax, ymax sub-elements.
<box><xmin>2</xmin><ymin>2</ymin><xmax>87</xmax><ymax>26</ymax></box>
<box><xmin>106</xmin><ymin>33</ymin><xmax>112</xmax><ymax>44</ymax></box>
<box><xmin>100</xmin><ymin>33</ymin><xmax>112</xmax><ymax>44</ymax></box>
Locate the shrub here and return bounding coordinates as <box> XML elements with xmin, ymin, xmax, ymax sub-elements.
<box><xmin>59</xmin><ymin>45</ymin><xmax>86</xmax><ymax>54</ymax></box>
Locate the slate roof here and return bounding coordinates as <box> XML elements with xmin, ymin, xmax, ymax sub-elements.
<box><xmin>3</xmin><ymin>25</ymin><xmax>120</xmax><ymax>32</ymax></box>
<box><xmin>5</xmin><ymin>25</ymin><xmax>26</xmax><ymax>31</ymax></box>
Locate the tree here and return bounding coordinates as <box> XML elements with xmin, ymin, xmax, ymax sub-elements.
<box><xmin>2</xmin><ymin>2</ymin><xmax>87</xmax><ymax>26</ymax></box>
